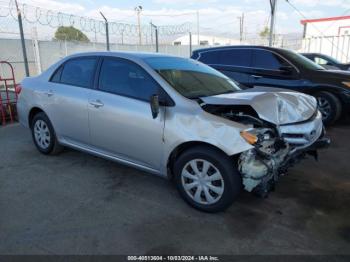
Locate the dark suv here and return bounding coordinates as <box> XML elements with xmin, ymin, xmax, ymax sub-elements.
<box><xmin>191</xmin><ymin>46</ymin><xmax>350</xmax><ymax>125</ymax></box>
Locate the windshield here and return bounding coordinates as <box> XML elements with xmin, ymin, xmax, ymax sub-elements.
<box><xmin>145</xmin><ymin>57</ymin><xmax>241</xmax><ymax>99</ymax></box>
<box><xmin>283</xmin><ymin>49</ymin><xmax>325</xmax><ymax>70</ymax></box>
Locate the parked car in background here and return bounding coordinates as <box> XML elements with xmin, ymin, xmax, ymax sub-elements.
<box><xmin>301</xmin><ymin>53</ymin><xmax>350</xmax><ymax>71</ymax></box>
<box><xmin>17</xmin><ymin>52</ymin><xmax>329</xmax><ymax>212</ymax></box>
<box><xmin>191</xmin><ymin>46</ymin><xmax>350</xmax><ymax>125</ymax></box>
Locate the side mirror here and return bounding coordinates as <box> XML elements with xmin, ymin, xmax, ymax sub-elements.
<box><xmin>279</xmin><ymin>65</ymin><xmax>294</xmax><ymax>74</ymax></box>
<box><xmin>150</xmin><ymin>94</ymin><xmax>160</xmax><ymax>119</ymax></box>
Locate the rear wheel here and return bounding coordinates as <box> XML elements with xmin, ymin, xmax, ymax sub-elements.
<box><xmin>31</xmin><ymin>112</ymin><xmax>63</xmax><ymax>155</ymax></box>
<box><xmin>174</xmin><ymin>146</ymin><xmax>242</xmax><ymax>212</ymax></box>
<box><xmin>315</xmin><ymin>91</ymin><xmax>342</xmax><ymax>125</ymax></box>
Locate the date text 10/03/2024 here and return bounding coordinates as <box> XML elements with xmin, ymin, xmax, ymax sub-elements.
<box><xmin>127</xmin><ymin>256</ymin><xmax>220</xmax><ymax>261</ymax></box>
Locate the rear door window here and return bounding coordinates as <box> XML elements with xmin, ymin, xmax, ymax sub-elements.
<box><xmin>60</xmin><ymin>57</ymin><xmax>97</xmax><ymax>88</ymax></box>
<box><xmin>50</xmin><ymin>66</ymin><xmax>63</xmax><ymax>83</ymax></box>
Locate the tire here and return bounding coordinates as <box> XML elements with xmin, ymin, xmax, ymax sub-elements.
<box><xmin>315</xmin><ymin>91</ymin><xmax>342</xmax><ymax>126</ymax></box>
<box><xmin>173</xmin><ymin>145</ymin><xmax>242</xmax><ymax>213</ymax></box>
<box><xmin>31</xmin><ymin>112</ymin><xmax>63</xmax><ymax>155</ymax></box>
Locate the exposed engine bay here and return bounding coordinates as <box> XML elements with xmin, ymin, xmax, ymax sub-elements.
<box><xmin>201</xmin><ymin>103</ymin><xmax>329</xmax><ymax>197</ymax></box>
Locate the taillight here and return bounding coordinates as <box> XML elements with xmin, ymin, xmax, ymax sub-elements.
<box><xmin>15</xmin><ymin>84</ymin><xmax>22</xmax><ymax>94</ymax></box>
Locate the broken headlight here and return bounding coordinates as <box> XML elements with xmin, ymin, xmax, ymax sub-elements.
<box><xmin>240</xmin><ymin>128</ymin><xmax>275</xmax><ymax>145</ymax></box>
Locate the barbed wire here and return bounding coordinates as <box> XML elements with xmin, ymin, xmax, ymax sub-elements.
<box><xmin>0</xmin><ymin>0</ymin><xmax>192</xmax><ymax>40</ymax></box>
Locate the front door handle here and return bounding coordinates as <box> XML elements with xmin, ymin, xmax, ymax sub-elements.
<box><xmin>252</xmin><ymin>75</ymin><xmax>262</xmax><ymax>79</ymax></box>
<box><xmin>89</xmin><ymin>99</ymin><xmax>104</xmax><ymax>108</ymax></box>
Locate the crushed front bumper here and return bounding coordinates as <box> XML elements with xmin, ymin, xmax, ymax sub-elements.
<box><xmin>239</xmin><ymin>111</ymin><xmax>330</xmax><ymax>197</ymax></box>
<box><xmin>251</xmin><ymin>134</ymin><xmax>330</xmax><ymax>197</ymax></box>
<box><xmin>279</xmin><ymin>135</ymin><xmax>330</xmax><ymax>173</ymax></box>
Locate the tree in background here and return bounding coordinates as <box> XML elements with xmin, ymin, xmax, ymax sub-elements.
<box><xmin>54</xmin><ymin>26</ymin><xmax>90</xmax><ymax>42</ymax></box>
<box><xmin>259</xmin><ymin>26</ymin><xmax>270</xmax><ymax>38</ymax></box>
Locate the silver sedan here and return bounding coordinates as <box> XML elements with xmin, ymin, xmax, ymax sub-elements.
<box><xmin>17</xmin><ymin>52</ymin><xmax>329</xmax><ymax>212</ymax></box>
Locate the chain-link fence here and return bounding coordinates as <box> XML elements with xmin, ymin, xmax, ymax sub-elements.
<box><xmin>0</xmin><ymin>38</ymin><xmax>205</xmax><ymax>81</ymax></box>
<box><xmin>0</xmin><ymin>0</ymin><xmax>309</xmax><ymax>82</ymax></box>
<box><xmin>0</xmin><ymin>0</ymin><xmax>193</xmax><ymax>43</ymax></box>
<box><xmin>0</xmin><ymin>0</ymin><xmax>200</xmax><ymax>81</ymax></box>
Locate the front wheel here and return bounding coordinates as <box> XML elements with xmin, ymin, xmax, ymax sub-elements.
<box><xmin>315</xmin><ymin>91</ymin><xmax>342</xmax><ymax>125</ymax></box>
<box><xmin>173</xmin><ymin>146</ymin><xmax>242</xmax><ymax>213</ymax></box>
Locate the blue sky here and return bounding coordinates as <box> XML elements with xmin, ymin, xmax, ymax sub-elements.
<box><xmin>20</xmin><ymin>0</ymin><xmax>350</xmax><ymax>38</ymax></box>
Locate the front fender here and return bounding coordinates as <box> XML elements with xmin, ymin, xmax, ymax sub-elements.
<box><xmin>161</xmin><ymin>108</ymin><xmax>253</xmax><ymax>173</ymax></box>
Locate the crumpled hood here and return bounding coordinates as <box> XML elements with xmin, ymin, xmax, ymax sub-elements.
<box><xmin>200</xmin><ymin>86</ymin><xmax>318</xmax><ymax>125</ymax></box>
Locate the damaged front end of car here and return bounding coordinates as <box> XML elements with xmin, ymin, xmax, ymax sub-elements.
<box><xmin>200</xmin><ymin>88</ymin><xmax>330</xmax><ymax>197</ymax></box>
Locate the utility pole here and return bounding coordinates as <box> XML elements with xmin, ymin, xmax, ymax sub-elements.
<box><xmin>135</xmin><ymin>6</ymin><xmax>143</xmax><ymax>45</ymax></box>
<box><xmin>100</xmin><ymin>12</ymin><xmax>110</xmax><ymax>51</ymax></box>
<box><xmin>269</xmin><ymin>0</ymin><xmax>277</xmax><ymax>47</ymax></box>
<box><xmin>238</xmin><ymin>13</ymin><xmax>244</xmax><ymax>43</ymax></box>
<box><xmin>15</xmin><ymin>0</ymin><xmax>29</xmax><ymax>77</ymax></box>
<box><xmin>196</xmin><ymin>10</ymin><xmax>200</xmax><ymax>45</ymax></box>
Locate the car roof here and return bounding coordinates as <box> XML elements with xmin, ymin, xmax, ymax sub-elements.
<box><xmin>192</xmin><ymin>45</ymin><xmax>288</xmax><ymax>54</ymax></box>
<box><xmin>300</xmin><ymin>53</ymin><xmax>319</xmax><ymax>56</ymax></box>
<box><xmin>65</xmin><ymin>51</ymin><xmax>179</xmax><ymax>61</ymax></box>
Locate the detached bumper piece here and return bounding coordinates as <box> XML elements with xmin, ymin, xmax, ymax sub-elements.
<box><xmin>238</xmin><ymin>135</ymin><xmax>330</xmax><ymax>198</ymax></box>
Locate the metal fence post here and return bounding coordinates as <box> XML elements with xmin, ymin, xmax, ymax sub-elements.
<box><xmin>341</xmin><ymin>36</ymin><xmax>346</xmax><ymax>62</ymax></box>
<box><xmin>15</xmin><ymin>0</ymin><xmax>29</xmax><ymax>77</ymax></box>
<box><xmin>346</xmin><ymin>35</ymin><xmax>350</xmax><ymax>62</ymax></box>
<box><xmin>31</xmin><ymin>27</ymin><xmax>42</xmax><ymax>74</ymax></box>
<box><xmin>100</xmin><ymin>12</ymin><xmax>110</xmax><ymax>51</ymax></box>
<box><xmin>150</xmin><ymin>23</ymin><xmax>158</xmax><ymax>53</ymax></box>
<box><xmin>155</xmin><ymin>27</ymin><xmax>159</xmax><ymax>53</ymax></box>
<box><xmin>189</xmin><ymin>32</ymin><xmax>192</xmax><ymax>57</ymax></box>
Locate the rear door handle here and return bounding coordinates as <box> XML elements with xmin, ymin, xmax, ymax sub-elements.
<box><xmin>89</xmin><ymin>99</ymin><xmax>104</xmax><ymax>108</ymax></box>
<box><xmin>44</xmin><ymin>90</ymin><xmax>54</xmax><ymax>97</ymax></box>
<box><xmin>252</xmin><ymin>75</ymin><xmax>262</xmax><ymax>79</ymax></box>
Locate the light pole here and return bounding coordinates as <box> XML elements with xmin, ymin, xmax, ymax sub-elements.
<box><xmin>269</xmin><ymin>0</ymin><xmax>277</xmax><ymax>47</ymax></box>
<box><xmin>14</xmin><ymin>0</ymin><xmax>29</xmax><ymax>76</ymax></box>
<box><xmin>135</xmin><ymin>6</ymin><xmax>143</xmax><ymax>45</ymax></box>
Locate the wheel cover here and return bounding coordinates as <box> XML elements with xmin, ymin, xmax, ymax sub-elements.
<box><xmin>181</xmin><ymin>159</ymin><xmax>224</xmax><ymax>205</ymax></box>
<box><xmin>317</xmin><ymin>97</ymin><xmax>331</xmax><ymax>120</ymax></box>
<box><xmin>34</xmin><ymin>120</ymin><xmax>51</xmax><ymax>149</ymax></box>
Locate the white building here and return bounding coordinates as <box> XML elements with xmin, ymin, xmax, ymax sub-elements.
<box><xmin>301</xmin><ymin>15</ymin><xmax>350</xmax><ymax>37</ymax></box>
<box><xmin>172</xmin><ymin>34</ymin><xmax>240</xmax><ymax>46</ymax></box>
<box><xmin>300</xmin><ymin>16</ymin><xmax>350</xmax><ymax>63</ymax></box>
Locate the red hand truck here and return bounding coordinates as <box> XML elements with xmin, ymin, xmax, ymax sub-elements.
<box><xmin>0</xmin><ymin>61</ymin><xmax>19</xmax><ymax>126</ymax></box>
